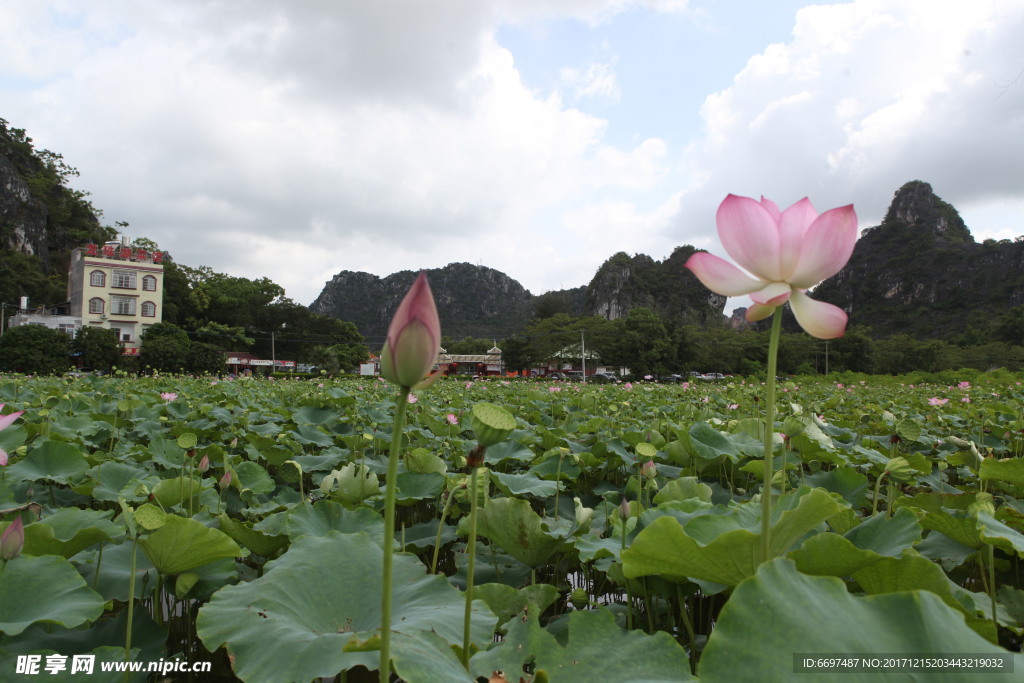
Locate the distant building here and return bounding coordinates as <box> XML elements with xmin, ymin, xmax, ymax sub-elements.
<box><xmin>5</xmin><ymin>238</ymin><xmax>165</xmax><ymax>355</ymax></box>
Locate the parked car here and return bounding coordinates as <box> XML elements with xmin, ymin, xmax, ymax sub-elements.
<box><xmin>661</xmin><ymin>374</ymin><xmax>684</xmax><ymax>382</ymax></box>
<box><xmin>547</xmin><ymin>372</ymin><xmax>567</xmax><ymax>380</ymax></box>
<box><xmin>591</xmin><ymin>371</ymin><xmax>620</xmax><ymax>383</ymax></box>
<box><xmin>565</xmin><ymin>371</ymin><xmax>585</xmax><ymax>381</ymax></box>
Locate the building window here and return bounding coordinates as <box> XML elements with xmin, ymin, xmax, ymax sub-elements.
<box><xmin>112</xmin><ymin>270</ymin><xmax>137</xmax><ymax>289</ymax></box>
<box><xmin>58</xmin><ymin>323</ymin><xmax>78</xmax><ymax>336</ymax></box>
<box><xmin>111</xmin><ymin>296</ymin><xmax>135</xmax><ymax>316</ymax></box>
<box><xmin>141</xmin><ymin>301</ymin><xmax>156</xmax><ymax>317</ymax></box>
<box><xmin>90</xmin><ymin>270</ymin><xmax>106</xmax><ymax>287</ymax></box>
<box><xmin>88</xmin><ymin>298</ymin><xmax>104</xmax><ymax>315</ymax></box>
<box><xmin>142</xmin><ymin>275</ymin><xmax>157</xmax><ymax>291</ymax></box>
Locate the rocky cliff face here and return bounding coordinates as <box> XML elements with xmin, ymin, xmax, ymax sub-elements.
<box><xmin>0</xmin><ymin>119</ymin><xmax>112</xmax><ymax>306</ymax></box>
<box><xmin>309</xmin><ymin>262</ymin><xmax>535</xmax><ymax>341</ymax></box>
<box><xmin>813</xmin><ymin>181</ymin><xmax>1024</xmax><ymax>338</ymax></box>
<box><xmin>584</xmin><ymin>246</ymin><xmax>727</xmax><ymax>324</ymax></box>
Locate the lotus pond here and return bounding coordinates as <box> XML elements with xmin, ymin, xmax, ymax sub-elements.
<box><xmin>0</xmin><ymin>373</ymin><xmax>1023</xmax><ymax>681</ymax></box>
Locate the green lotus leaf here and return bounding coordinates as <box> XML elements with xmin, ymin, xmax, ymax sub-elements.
<box><xmin>980</xmin><ymin>457</ymin><xmax>1024</xmax><ymax>487</ymax></box>
<box><xmin>471</xmin><ymin>607</ymin><xmax>693</xmax><ymax>682</ymax></box>
<box><xmin>233</xmin><ymin>461</ymin><xmax>275</xmax><ymax>496</ymax></box>
<box><xmin>699</xmin><ymin>558</ymin><xmax>1013</xmax><ymax>683</ymax></box>
<box><xmin>789</xmin><ymin>507</ymin><xmax>922</xmax><ymax>577</ymax></box>
<box><xmin>473</xmin><ymin>582</ymin><xmax>559</xmax><ymax>626</ymax></box>
<box><xmin>138</xmin><ymin>515</ymin><xmax>241</xmax><ymax>575</ymax></box>
<box><xmin>482</xmin><ymin>440</ymin><xmax>535</xmax><ymax>465</ymax></box>
<box><xmin>89</xmin><ymin>461</ymin><xmax>157</xmax><ymax>503</ymax></box>
<box><xmin>804</xmin><ymin>467</ymin><xmax>870</xmax><ymax>508</ymax></box>
<box><xmin>21</xmin><ymin>508</ymin><xmax>124</xmax><ymax>558</ymax></box>
<box><xmin>196</xmin><ymin>531</ymin><xmax>497</xmax><ymax>683</ymax></box>
<box><xmin>73</xmin><ymin>542</ymin><xmax>158</xmax><ymax>602</ymax></box>
<box><xmin>395</xmin><ymin>471</ymin><xmax>444</xmax><ymax>504</ymax></box>
<box><xmin>491</xmin><ymin>471</ymin><xmax>561</xmax><ymax>498</ymax></box>
<box><xmin>291</xmin><ymin>423</ymin><xmax>334</xmax><ymax>446</ymax></box>
<box><xmin>291</xmin><ymin>405</ymin><xmax>341</xmax><ymax>425</ymax></box>
<box><xmin>652</xmin><ymin>476</ymin><xmax>713</xmax><ymax>505</ymax></box>
<box><xmin>218</xmin><ymin>513</ymin><xmax>289</xmax><ymax>557</ymax></box>
<box><xmin>0</xmin><ymin>555</ymin><xmax>105</xmax><ymax>635</ymax></box>
<box><xmin>286</xmin><ymin>500</ymin><xmax>385</xmax><ymax>544</ymax></box>
<box><xmin>475</xmin><ymin>497</ymin><xmax>563</xmax><ymax>569</ymax></box>
<box><xmin>624</xmin><ymin>487</ymin><xmax>843</xmax><ymax>586</ymax></box>
<box><xmin>151</xmin><ymin>476</ymin><xmax>207</xmax><ymax>509</ymax></box>
<box><xmin>4</xmin><ymin>439</ymin><xmax>89</xmax><ymax>485</ymax></box>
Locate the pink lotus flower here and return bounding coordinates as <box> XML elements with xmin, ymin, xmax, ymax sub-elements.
<box><xmin>407</xmin><ymin>393</ymin><xmax>418</xmax><ymax>404</ymax></box>
<box><xmin>1</xmin><ymin>517</ymin><xmax>24</xmax><ymax>560</ymax></box>
<box><xmin>160</xmin><ymin>392</ymin><xmax>178</xmax><ymax>401</ymax></box>
<box><xmin>958</xmin><ymin>381</ymin><xmax>971</xmax><ymax>389</ymax></box>
<box><xmin>624</xmin><ymin>382</ymin><xmax>633</xmax><ymax>390</ymax></box>
<box><xmin>685</xmin><ymin>194</ymin><xmax>857</xmax><ymax>339</ymax></box>
<box><xmin>928</xmin><ymin>397</ymin><xmax>949</xmax><ymax>406</ymax></box>
<box><xmin>379</xmin><ymin>272</ymin><xmax>441</xmax><ymax>389</ymax></box>
<box><xmin>0</xmin><ymin>405</ymin><xmax>25</xmax><ymax>432</ymax></box>
<box><xmin>445</xmin><ymin>413</ymin><xmax>458</xmax><ymax>425</ymax></box>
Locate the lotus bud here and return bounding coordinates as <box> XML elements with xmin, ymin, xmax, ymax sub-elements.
<box><xmin>641</xmin><ymin>460</ymin><xmax>657</xmax><ymax>480</ymax></box>
<box><xmin>570</xmin><ymin>587</ymin><xmax>589</xmax><ymax>609</ymax></box>
<box><xmin>573</xmin><ymin>497</ymin><xmax>594</xmax><ymax>531</ymax></box>
<box><xmin>618</xmin><ymin>498</ymin><xmax>632</xmax><ymax>521</ymax></box>
<box><xmin>379</xmin><ymin>272</ymin><xmax>441</xmax><ymax>389</ymax></box>
<box><xmin>470</xmin><ymin>402</ymin><xmax>516</xmax><ymax>448</ymax></box>
<box><xmin>198</xmin><ymin>454</ymin><xmax>210</xmax><ymax>473</ymax></box>
<box><xmin>219</xmin><ymin>471</ymin><xmax>232</xmax><ymax>489</ymax></box>
<box><xmin>884</xmin><ymin>456</ymin><xmax>913</xmax><ymax>483</ymax></box>
<box><xmin>969</xmin><ymin>492</ymin><xmax>996</xmax><ymax>518</ymax></box>
<box><xmin>1</xmin><ymin>517</ymin><xmax>24</xmax><ymax>560</ymax></box>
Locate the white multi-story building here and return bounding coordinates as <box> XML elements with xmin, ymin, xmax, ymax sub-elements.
<box><xmin>6</xmin><ymin>238</ymin><xmax>165</xmax><ymax>355</ymax></box>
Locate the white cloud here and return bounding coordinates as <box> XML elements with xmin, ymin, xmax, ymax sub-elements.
<box><xmin>674</xmin><ymin>0</ymin><xmax>1024</xmax><ymax>249</ymax></box>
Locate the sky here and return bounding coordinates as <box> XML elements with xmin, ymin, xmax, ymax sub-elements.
<box><xmin>2</xmin><ymin>0</ymin><xmax>1023</xmax><ymax>309</ymax></box>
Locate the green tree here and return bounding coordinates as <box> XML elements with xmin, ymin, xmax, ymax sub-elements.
<box><xmin>187</xmin><ymin>341</ymin><xmax>225</xmax><ymax>374</ymax></box>
<box><xmin>0</xmin><ymin>324</ymin><xmax>71</xmax><ymax>374</ymax></box>
<box><xmin>499</xmin><ymin>336</ymin><xmax>533</xmax><ymax>374</ymax></box>
<box><xmin>309</xmin><ymin>343</ymin><xmax>367</xmax><ymax>374</ymax></box>
<box><xmin>71</xmin><ymin>326</ymin><xmax>121</xmax><ymax>372</ymax></box>
<box><xmin>140</xmin><ymin>323</ymin><xmax>190</xmax><ymax>373</ymax></box>
<box><xmin>195</xmin><ymin>321</ymin><xmax>254</xmax><ymax>351</ymax></box>
<box><xmin>613</xmin><ymin>307</ymin><xmax>674</xmax><ymax>377</ymax></box>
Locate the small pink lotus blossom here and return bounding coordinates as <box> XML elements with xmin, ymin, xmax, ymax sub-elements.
<box><xmin>681</xmin><ymin>382</ymin><xmax>690</xmax><ymax>389</ymax></box>
<box><xmin>641</xmin><ymin>460</ymin><xmax>657</xmax><ymax>479</ymax></box>
<box><xmin>958</xmin><ymin>381</ymin><xmax>971</xmax><ymax>389</ymax></box>
<box><xmin>445</xmin><ymin>413</ymin><xmax>458</xmax><ymax>425</ymax></box>
<box><xmin>624</xmin><ymin>382</ymin><xmax>633</xmax><ymax>390</ymax></box>
<box><xmin>549</xmin><ymin>386</ymin><xmax>561</xmax><ymax>393</ymax></box>
<box><xmin>1</xmin><ymin>517</ymin><xmax>24</xmax><ymax>560</ymax></box>
<box><xmin>465</xmin><ymin>382</ymin><xmax>473</xmax><ymax>389</ymax></box>
<box><xmin>685</xmin><ymin>194</ymin><xmax>857</xmax><ymax>339</ymax></box>
<box><xmin>160</xmin><ymin>392</ymin><xmax>178</xmax><ymax>401</ymax></box>
<box><xmin>407</xmin><ymin>393</ymin><xmax>418</xmax><ymax>404</ymax></box>
<box><xmin>928</xmin><ymin>397</ymin><xmax>949</xmax><ymax>406</ymax></box>
<box><xmin>644</xmin><ymin>375</ymin><xmax>653</xmax><ymax>380</ymax></box>
<box><xmin>961</xmin><ymin>396</ymin><xmax>971</xmax><ymax>403</ymax></box>
<box><xmin>728</xmin><ymin>404</ymin><xmax>739</xmax><ymax>410</ymax></box>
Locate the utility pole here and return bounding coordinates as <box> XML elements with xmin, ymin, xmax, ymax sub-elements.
<box><xmin>580</xmin><ymin>330</ymin><xmax>586</xmax><ymax>383</ymax></box>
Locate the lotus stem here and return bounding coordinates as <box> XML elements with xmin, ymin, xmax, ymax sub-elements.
<box><xmin>760</xmin><ymin>312</ymin><xmax>782</xmax><ymax>563</ymax></box>
<box><xmin>462</xmin><ymin>464</ymin><xmax>480</xmax><ymax>668</ymax></box>
<box><xmin>380</xmin><ymin>388</ymin><xmax>410</xmax><ymax>683</ymax></box>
